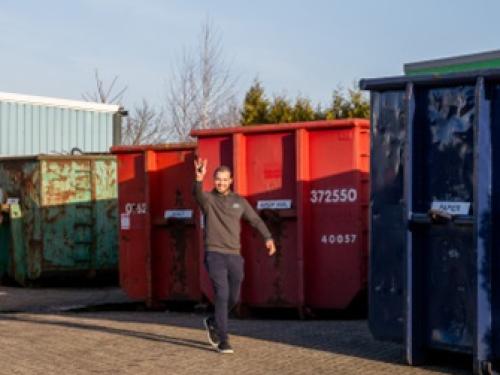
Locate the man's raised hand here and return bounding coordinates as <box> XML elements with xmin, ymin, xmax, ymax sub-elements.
<box><xmin>194</xmin><ymin>158</ymin><xmax>208</xmax><ymax>181</ymax></box>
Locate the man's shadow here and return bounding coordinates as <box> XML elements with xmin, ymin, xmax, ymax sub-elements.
<box><xmin>0</xmin><ymin>313</ymin><xmax>215</xmax><ymax>353</ymax></box>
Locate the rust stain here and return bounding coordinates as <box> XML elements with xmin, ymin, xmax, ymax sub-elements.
<box><xmin>53</xmin><ymin>175</ymin><xmax>69</xmax><ymax>182</ymax></box>
<box><xmin>27</xmin><ymin>239</ymin><xmax>43</xmax><ymax>278</ymax></box>
<box><xmin>45</xmin><ymin>190</ymin><xmax>76</xmax><ymax>206</ymax></box>
<box><xmin>47</xmin><ymin>160</ymin><xmax>72</xmax><ymax>172</ymax></box>
<box><xmin>168</xmin><ymin>221</ymin><xmax>188</xmax><ymax>296</ymax></box>
<box><xmin>168</xmin><ymin>189</ymin><xmax>188</xmax><ymax>296</ymax></box>
<box><xmin>260</xmin><ymin>209</ymin><xmax>287</xmax><ymax>306</ymax></box>
<box><xmin>106</xmin><ymin>203</ymin><xmax>117</xmax><ymax>219</ymax></box>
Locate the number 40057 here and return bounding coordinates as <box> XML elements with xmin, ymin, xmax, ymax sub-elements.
<box><xmin>321</xmin><ymin>234</ymin><xmax>357</xmax><ymax>245</ymax></box>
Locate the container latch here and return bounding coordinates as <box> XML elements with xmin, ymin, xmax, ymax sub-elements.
<box><xmin>428</xmin><ymin>208</ymin><xmax>452</xmax><ymax>224</ymax></box>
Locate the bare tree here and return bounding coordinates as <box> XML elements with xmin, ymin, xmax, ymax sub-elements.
<box><xmin>83</xmin><ymin>69</ymin><xmax>171</xmax><ymax>145</ymax></box>
<box><xmin>166</xmin><ymin>51</ymin><xmax>199</xmax><ymax>141</ymax></box>
<box><xmin>218</xmin><ymin>96</ymin><xmax>241</xmax><ymax>126</ymax></box>
<box><xmin>122</xmin><ymin>100</ymin><xmax>168</xmax><ymax>145</ymax></box>
<box><xmin>82</xmin><ymin>69</ymin><xmax>127</xmax><ymax>104</ymax></box>
<box><xmin>165</xmin><ymin>18</ymin><xmax>240</xmax><ymax>141</ymax></box>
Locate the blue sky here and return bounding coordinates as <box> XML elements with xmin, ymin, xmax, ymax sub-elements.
<box><xmin>1</xmin><ymin>0</ymin><xmax>499</xmax><ymax>111</ymax></box>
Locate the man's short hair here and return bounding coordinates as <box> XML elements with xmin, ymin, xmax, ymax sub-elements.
<box><xmin>213</xmin><ymin>165</ymin><xmax>232</xmax><ymax>177</ymax></box>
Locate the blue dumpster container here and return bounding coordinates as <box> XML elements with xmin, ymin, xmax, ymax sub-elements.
<box><xmin>361</xmin><ymin>69</ymin><xmax>500</xmax><ymax>374</ymax></box>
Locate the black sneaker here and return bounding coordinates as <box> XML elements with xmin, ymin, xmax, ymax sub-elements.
<box><xmin>203</xmin><ymin>317</ymin><xmax>220</xmax><ymax>348</ymax></box>
<box><xmin>217</xmin><ymin>341</ymin><xmax>234</xmax><ymax>354</ymax></box>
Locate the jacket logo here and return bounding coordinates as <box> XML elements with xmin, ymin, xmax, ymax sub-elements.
<box><xmin>232</xmin><ymin>203</ymin><xmax>240</xmax><ymax>209</ymax></box>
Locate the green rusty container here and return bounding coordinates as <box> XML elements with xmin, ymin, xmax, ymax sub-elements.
<box><xmin>0</xmin><ymin>155</ymin><xmax>118</xmax><ymax>285</ymax></box>
<box><xmin>0</xmin><ymin>211</ymin><xmax>9</xmax><ymax>279</ymax></box>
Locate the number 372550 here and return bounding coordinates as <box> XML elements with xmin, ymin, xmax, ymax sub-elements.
<box><xmin>310</xmin><ymin>188</ymin><xmax>357</xmax><ymax>204</ymax></box>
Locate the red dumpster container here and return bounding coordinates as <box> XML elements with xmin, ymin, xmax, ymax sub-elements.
<box><xmin>191</xmin><ymin>120</ymin><xmax>369</xmax><ymax>312</ymax></box>
<box><xmin>111</xmin><ymin>144</ymin><xmax>201</xmax><ymax>307</ymax></box>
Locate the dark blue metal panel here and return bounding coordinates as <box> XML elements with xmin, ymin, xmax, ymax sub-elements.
<box><xmin>404</xmin><ymin>82</ymin><xmax>424</xmax><ymax>365</ymax></box>
<box><xmin>491</xmin><ymin>84</ymin><xmax>500</xmax><ymax>369</ymax></box>
<box><xmin>473</xmin><ymin>77</ymin><xmax>493</xmax><ymax>373</ymax></box>
<box><xmin>360</xmin><ymin>68</ymin><xmax>500</xmax><ymax>91</ymax></box>
<box><xmin>412</xmin><ymin>85</ymin><xmax>476</xmax><ymax>353</ymax></box>
<box><xmin>369</xmin><ymin>90</ymin><xmax>406</xmax><ymax>342</ymax></box>
<box><xmin>363</xmin><ymin>70</ymin><xmax>500</xmax><ymax>374</ymax></box>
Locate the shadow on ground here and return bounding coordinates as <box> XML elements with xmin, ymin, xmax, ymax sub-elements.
<box><xmin>0</xmin><ymin>309</ymin><xmax>470</xmax><ymax>375</ymax></box>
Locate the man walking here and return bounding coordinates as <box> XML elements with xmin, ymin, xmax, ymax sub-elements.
<box><xmin>193</xmin><ymin>158</ymin><xmax>276</xmax><ymax>354</ymax></box>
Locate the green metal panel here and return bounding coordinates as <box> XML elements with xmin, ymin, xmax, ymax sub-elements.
<box><xmin>405</xmin><ymin>50</ymin><xmax>500</xmax><ymax>76</ymax></box>
<box><xmin>0</xmin><ymin>155</ymin><xmax>118</xmax><ymax>285</ymax></box>
<box><xmin>93</xmin><ymin>159</ymin><xmax>119</xmax><ymax>270</ymax></box>
<box><xmin>0</xmin><ymin>214</ymin><xmax>9</xmax><ymax>279</ymax></box>
<box><xmin>406</xmin><ymin>59</ymin><xmax>500</xmax><ymax>75</ymax></box>
<box><xmin>41</xmin><ymin>160</ymin><xmax>93</xmax><ymax>268</ymax></box>
<box><xmin>0</xmin><ymin>160</ymin><xmax>40</xmax><ymax>283</ymax></box>
<box><xmin>9</xmin><ymin>204</ymin><xmax>27</xmax><ymax>284</ymax></box>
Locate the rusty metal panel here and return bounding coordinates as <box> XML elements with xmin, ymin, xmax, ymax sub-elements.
<box><xmin>150</xmin><ymin>148</ymin><xmax>200</xmax><ymax>303</ymax></box>
<box><xmin>42</xmin><ymin>159</ymin><xmax>93</xmax><ymax>268</ymax></box>
<box><xmin>0</xmin><ymin>159</ymin><xmax>40</xmax><ymax>284</ymax></box>
<box><xmin>0</xmin><ymin>155</ymin><xmax>118</xmax><ymax>285</ymax></box>
<box><xmin>0</xmin><ymin>199</ymin><xmax>11</xmax><ymax>278</ymax></box>
<box><xmin>93</xmin><ymin>159</ymin><xmax>119</xmax><ymax>270</ymax></box>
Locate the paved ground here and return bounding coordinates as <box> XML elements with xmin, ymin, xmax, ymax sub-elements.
<box><xmin>0</xmin><ymin>286</ymin><xmax>129</xmax><ymax>312</ymax></box>
<box><xmin>0</xmin><ymin>309</ymin><xmax>470</xmax><ymax>374</ymax></box>
<box><xmin>0</xmin><ymin>286</ymin><xmax>471</xmax><ymax>374</ymax></box>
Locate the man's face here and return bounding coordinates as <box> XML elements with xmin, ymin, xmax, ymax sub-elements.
<box><xmin>214</xmin><ymin>170</ymin><xmax>232</xmax><ymax>195</ymax></box>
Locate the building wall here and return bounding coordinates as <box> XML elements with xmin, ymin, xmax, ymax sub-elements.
<box><xmin>0</xmin><ymin>92</ymin><xmax>122</xmax><ymax>156</ymax></box>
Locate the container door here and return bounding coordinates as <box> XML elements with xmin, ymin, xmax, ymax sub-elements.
<box><xmin>369</xmin><ymin>90</ymin><xmax>406</xmax><ymax>342</ymax></box>
<box><xmin>150</xmin><ymin>149</ymin><xmax>200</xmax><ymax>302</ymax></box>
<box><xmin>92</xmin><ymin>159</ymin><xmax>118</xmax><ymax>271</ymax></box>
<box><xmin>241</xmin><ymin>132</ymin><xmax>299</xmax><ymax>308</ymax></box>
<box><xmin>42</xmin><ymin>160</ymin><xmax>93</xmax><ymax>269</ymax></box>
<box><xmin>410</xmin><ymin>86</ymin><xmax>475</xmax><ymax>352</ymax></box>
<box><xmin>0</xmin><ymin>207</ymin><xmax>9</xmax><ymax>278</ymax></box>
<box><xmin>116</xmin><ymin>152</ymin><xmax>149</xmax><ymax>299</ymax></box>
<box><xmin>305</xmin><ymin>126</ymin><xmax>368</xmax><ymax>310</ymax></box>
<box><xmin>197</xmin><ymin>135</ymin><xmax>234</xmax><ymax>302</ymax></box>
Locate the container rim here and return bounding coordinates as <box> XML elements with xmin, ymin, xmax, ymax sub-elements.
<box><xmin>190</xmin><ymin>119</ymin><xmax>369</xmax><ymax>137</ymax></box>
<box><xmin>404</xmin><ymin>49</ymin><xmax>500</xmax><ymax>73</ymax></box>
<box><xmin>359</xmin><ymin>68</ymin><xmax>500</xmax><ymax>91</ymax></box>
<box><xmin>110</xmin><ymin>142</ymin><xmax>197</xmax><ymax>153</ymax></box>
<box><xmin>0</xmin><ymin>154</ymin><xmax>116</xmax><ymax>161</ymax></box>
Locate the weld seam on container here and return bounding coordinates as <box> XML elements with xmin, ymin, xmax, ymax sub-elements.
<box><xmin>296</xmin><ymin>128</ymin><xmax>308</xmax><ymax>311</ymax></box>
